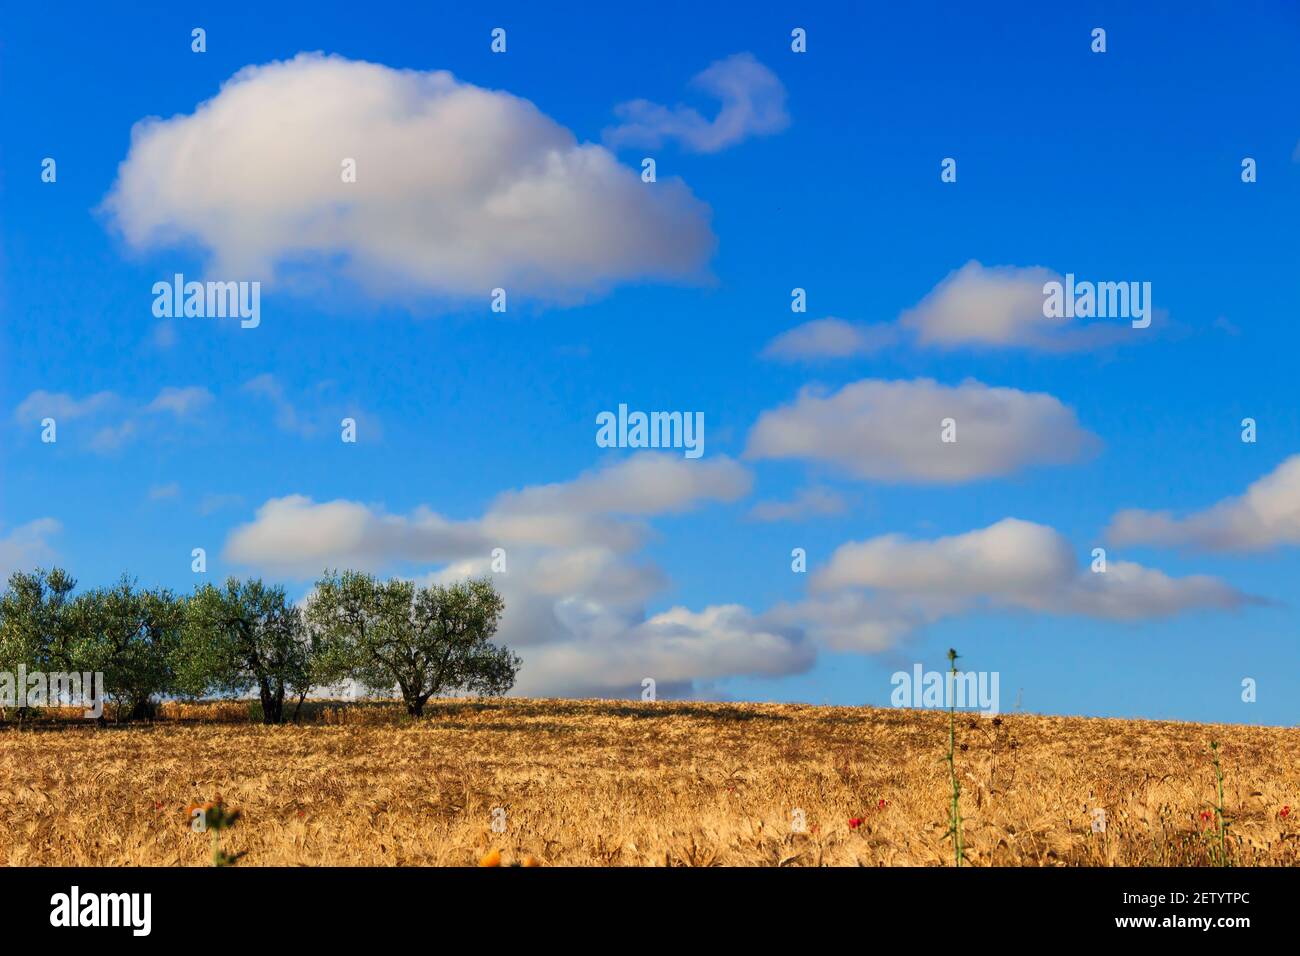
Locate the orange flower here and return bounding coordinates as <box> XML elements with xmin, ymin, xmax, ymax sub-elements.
<box><xmin>478</xmin><ymin>848</ymin><xmax>502</xmax><ymax>867</ymax></box>
<box><xmin>521</xmin><ymin>855</ymin><xmax>541</xmax><ymax>867</ymax></box>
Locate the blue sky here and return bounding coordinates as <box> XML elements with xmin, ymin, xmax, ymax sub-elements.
<box><xmin>3</xmin><ymin>1</ymin><xmax>1299</xmax><ymax>723</ymax></box>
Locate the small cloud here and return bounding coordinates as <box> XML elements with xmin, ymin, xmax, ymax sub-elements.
<box><xmin>13</xmin><ymin>390</ymin><xmax>118</xmax><ymax>424</ymax></box>
<box><xmin>149</xmin><ymin>482</ymin><xmax>181</xmax><ymax>500</ymax></box>
<box><xmin>152</xmin><ymin>320</ymin><xmax>178</xmax><ymax>350</ymax></box>
<box><xmin>762</xmin><ymin>317</ymin><xmax>899</xmax><ymax>362</ymax></box>
<box><xmin>899</xmin><ymin>261</ymin><xmax>1143</xmax><ymax>352</ymax></box>
<box><xmin>90</xmin><ymin>420</ymin><xmax>138</xmax><ymax>452</ymax></box>
<box><xmin>604</xmin><ymin>53</ymin><xmax>789</xmax><ymax>154</ymax></box>
<box><xmin>200</xmin><ymin>493</ymin><xmax>246</xmax><ymax>516</ymax></box>
<box><xmin>243</xmin><ymin>374</ymin><xmax>309</xmax><ymax>436</ymax></box>
<box><xmin>746</xmin><ymin>378</ymin><xmax>1100</xmax><ymax>484</ymax></box>
<box><xmin>14</xmin><ymin>386</ymin><xmax>210</xmax><ymax>452</ymax></box>
<box><xmin>0</xmin><ymin>518</ymin><xmax>62</xmax><ymax>579</ymax></box>
<box><xmin>242</xmin><ymin>374</ymin><xmax>379</xmax><ymax>441</ymax></box>
<box><xmin>146</xmin><ymin>386</ymin><xmax>214</xmax><ymax>417</ymax></box>
<box><xmin>749</xmin><ymin>486</ymin><xmax>847</xmax><ymax>522</ymax></box>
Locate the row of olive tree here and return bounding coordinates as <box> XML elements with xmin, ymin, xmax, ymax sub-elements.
<box><xmin>0</xmin><ymin>569</ymin><xmax>519</xmax><ymax>723</ymax></box>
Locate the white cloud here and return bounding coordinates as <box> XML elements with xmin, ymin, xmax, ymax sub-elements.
<box><xmin>14</xmin><ymin>386</ymin><xmax>211</xmax><ymax>452</ymax></box>
<box><xmin>490</xmin><ymin>453</ymin><xmax>751</xmax><ymax>520</ymax></box>
<box><xmin>199</xmin><ymin>493</ymin><xmax>245</xmax><ymax>516</ymax></box>
<box><xmin>745</xmin><ymin>378</ymin><xmax>1100</xmax><ymax>483</ymax></box>
<box><xmin>512</xmin><ymin>604</ymin><xmax>813</xmax><ymax>697</ymax></box>
<box><xmin>13</xmin><ymin>390</ymin><xmax>118</xmax><ymax>424</ymax></box>
<box><xmin>242</xmin><ymin>374</ymin><xmax>308</xmax><ymax>436</ymax></box>
<box><xmin>0</xmin><ymin>519</ymin><xmax>61</xmax><ymax>580</ymax></box>
<box><xmin>90</xmin><ymin>420</ymin><xmax>138</xmax><ymax>452</ymax></box>
<box><xmin>899</xmin><ymin>261</ymin><xmax>1135</xmax><ymax>351</ymax></box>
<box><xmin>146</xmin><ymin>386</ymin><xmax>214</xmax><ymax>417</ymax></box>
<box><xmin>766</xmin><ymin>591</ymin><xmax>934</xmax><ymax>654</ymax></box>
<box><xmin>761</xmin><ymin>317</ymin><xmax>900</xmax><ymax>361</ymax></box>
<box><xmin>151</xmin><ymin>320</ymin><xmax>178</xmax><ymax>350</ymax></box>
<box><xmin>223</xmin><ymin>453</ymin><xmax>783</xmax><ymax>697</ymax></box>
<box><xmin>604</xmin><ymin>53</ymin><xmax>789</xmax><ymax>153</ymax></box>
<box><xmin>226</xmin><ymin>495</ymin><xmax>488</xmax><ymax>574</ymax></box>
<box><xmin>812</xmin><ymin>518</ymin><xmax>1074</xmax><ymax>597</ymax></box>
<box><xmin>241</xmin><ymin>374</ymin><xmax>380</xmax><ymax>441</ymax></box>
<box><xmin>104</xmin><ymin>52</ymin><xmax>715</xmax><ymax>302</ymax></box>
<box><xmin>1052</xmin><ymin>561</ymin><xmax>1252</xmax><ymax>620</ymax></box>
<box><xmin>148</xmin><ymin>482</ymin><xmax>181</xmax><ymax>500</ymax></box>
<box><xmin>788</xmin><ymin>518</ymin><xmax>1257</xmax><ymax>650</ymax></box>
<box><xmin>759</xmin><ymin>262</ymin><xmax>1146</xmax><ymax>360</ymax></box>
<box><xmin>1107</xmin><ymin>454</ymin><xmax>1300</xmax><ymax>553</ymax></box>
<box><xmin>749</xmin><ymin>485</ymin><xmax>847</xmax><ymax>522</ymax></box>
<box><xmin>227</xmin><ymin>454</ymin><xmax>751</xmax><ymax>575</ymax></box>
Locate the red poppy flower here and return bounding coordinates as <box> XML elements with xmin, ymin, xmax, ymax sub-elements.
<box><xmin>848</xmin><ymin>817</ymin><xmax>863</xmax><ymax>829</ymax></box>
<box><xmin>1282</xmin><ymin>806</ymin><xmax>1291</xmax><ymax>819</ymax></box>
<box><xmin>878</xmin><ymin>799</ymin><xmax>887</xmax><ymax>809</ymax></box>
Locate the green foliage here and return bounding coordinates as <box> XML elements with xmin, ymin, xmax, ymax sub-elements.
<box><xmin>0</xmin><ymin>568</ymin><xmax>79</xmax><ymax>675</ymax></box>
<box><xmin>307</xmin><ymin>571</ymin><xmax>518</xmax><ymax>717</ymax></box>
<box><xmin>178</xmin><ymin>578</ymin><xmax>312</xmax><ymax>724</ymax></box>
<box><xmin>190</xmin><ymin>798</ymin><xmax>245</xmax><ymax>866</ymax></box>
<box><xmin>71</xmin><ymin>576</ymin><xmax>185</xmax><ymax>720</ymax></box>
<box><xmin>1</xmin><ymin>566</ymin><xmax>515</xmax><ymax>724</ymax></box>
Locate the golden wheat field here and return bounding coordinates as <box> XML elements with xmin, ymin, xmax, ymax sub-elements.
<box><xmin>1</xmin><ymin>698</ymin><xmax>1298</xmax><ymax>867</ymax></box>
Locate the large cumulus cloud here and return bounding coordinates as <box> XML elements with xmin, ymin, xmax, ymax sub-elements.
<box><xmin>103</xmin><ymin>53</ymin><xmax>715</xmax><ymax>302</ymax></box>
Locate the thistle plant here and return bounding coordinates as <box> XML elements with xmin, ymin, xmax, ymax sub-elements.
<box><xmin>1208</xmin><ymin>741</ymin><xmax>1230</xmax><ymax>867</ymax></box>
<box><xmin>944</xmin><ymin>647</ymin><xmax>965</xmax><ymax>867</ymax></box>
<box><xmin>189</xmin><ymin>797</ymin><xmax>245</xmax><ymax>866</ymax></box>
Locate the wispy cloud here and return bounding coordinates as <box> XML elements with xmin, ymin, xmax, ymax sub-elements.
<box><xmin>604</xmin><ymin>53</ymin><xmax>789</xmax><ymax>153</ymax></box>
<box><xmin>749</xmin><ymin>486</ymin><xmax>847</xmax><ymax>522</ymax></box>
<box><xmin>0</xmin><ymin>519</ymin><xmax>62</xmax><ymax>579</ymax></box>
<box><xmin>14</xmin><ymin>386</ymin><xmax>213</xmax><ymax>453</ymax></box>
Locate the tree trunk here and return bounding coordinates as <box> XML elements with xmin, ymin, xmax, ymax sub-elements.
<box><xmin>259</xmin><ymin>680</ymin><xmax>285</xmax><ymax>724</ymax></box>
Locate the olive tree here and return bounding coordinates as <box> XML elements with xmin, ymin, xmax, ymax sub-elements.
<box><xmin>307</xmin><ymin>572</ymin><xmax>518</xmax><ymax>717</ymax></box>
<box><xmin>72</xmin><ymin>576</ymin><xmax>185</xmax><ymax>720</ymax></box>
<box><xmin>0</xmin><ymin>568</ymin><xmax>78</xmax><ymax>670</ymax></box>
<box><xmin>0</xmin><ymin>568</ymin><xmax>80</xmax><ymax>718</ymax></box>
<box><xmin>178</xmin><ymin>578</ymin><xmax>313</xmax><ymax>724</ymax></box>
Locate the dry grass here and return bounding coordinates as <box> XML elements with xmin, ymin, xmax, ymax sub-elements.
<box><xmin>1</xmin><ymin>698</ymin><xmax>1298</xmax><ymax>866</ymax></box>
